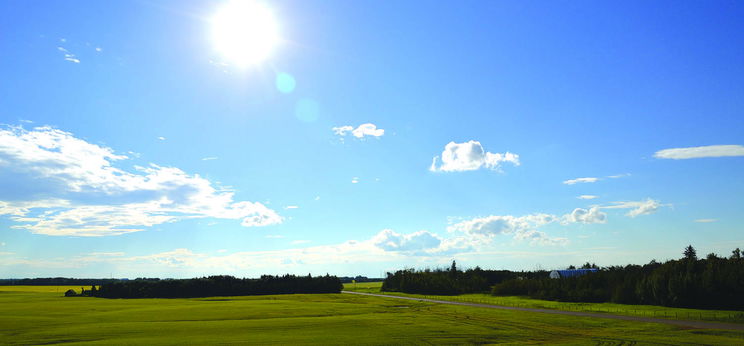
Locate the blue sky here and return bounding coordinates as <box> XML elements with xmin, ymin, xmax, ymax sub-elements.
<box><xmin>1</xmin><ymin>0</ymin><xmax>743</xmax><ymax>278</ymax></box>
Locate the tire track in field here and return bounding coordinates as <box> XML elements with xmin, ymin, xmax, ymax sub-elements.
<box><xmin>341</xmin><ymin>291</ymin><xmax>744</xmax><ymax>331</ymax></box>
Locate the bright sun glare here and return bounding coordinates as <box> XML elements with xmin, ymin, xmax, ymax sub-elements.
<box><xmin>211</xmin><ymin>1</ymin><xmax>279</xmax><ymax>67</ymax></box>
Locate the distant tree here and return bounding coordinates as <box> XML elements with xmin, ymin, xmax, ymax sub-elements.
<box><xmin>64</xmin><ymin>289</ymin><xmax>77</xmax><ymax>297</ymax></box>
<box><xmin>580</xmin><ymin>262</ymin><xmax>598</xmax><ymax>269</ymax></box>
<box><xmin>683</xmin><ymin>245</ymin><xmax>697</xmax><ymax>261</ymax></box>
<box><xmin>732</xmin><ymin>248</ymin><xmax>741</xmax><ymax>260</ymax></box>
<box><xmin>450</xmin><ymin>260</ymin><xmax>457</xmax><ymax>273</ymax></box>
<box><xmin>567</xmin><ymin>265</ymin><xmax>576</xmax><ymax>269</ymax></box>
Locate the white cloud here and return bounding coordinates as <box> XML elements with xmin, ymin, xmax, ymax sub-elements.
<box><xmin>563</xmin><ymin>177</ymin><xmax>599</xmax><ymax>185</ymax></box>
<box><xmin>694</xmin><ymin>219</ymin><xmax>717</xmax><ymax>223</ymax></box>
<box><xmin>351</xmin><ymin>177</ymin><xmax>359</xmax><ymax>184</ymax></box>
<box><xmin>562</xmin><ymin>207</ymin><xmax>607</xmax><ymax>224</ymax></box>
<box><xmin>602</xmin><ymin>199</ymin><xmax>662</xmax><ymax>217</ymax></box>
<box><xmin>57</xmin><ymin>46</ymin><xmax>80</xmax><ymax>63</ymax></box>
<box><xmin>514</xmin><ymin>230</ymin><xmax>569</xmax><ymax>246</ymax></box>
<box><xmin>265</xmin><ymin>234</ymin><xmax>285</xmax><ymax>239</ymax></box>
<box><xmin>158</xmin><ymin>136</ymin><xmax>166</xmax><ymax>141</ymax></box>
<box><xmin>447</xmin><ymin>213</ymin><xmax>565</xmax><ymax>246</ymax></box>
<box><xmin>95</xmin><ymin>47</ymin><xmax>102</xmax><ymax>52</ymax></box>
<box><xmin>0</xmin><ymin>126</ymin><xmax>281</xmax><ymax>236</ymax></box>
<box><xmin>654</xmin><ymin>145</ymin><xmax>744</xmax><ymax>159</ymax></box>
<box><xmin>371</xmin><ymin>229</ymin><xmax>442</xmax><ymax>253</ymax></box>
<box><xmin>607</xmin><ymin>173</ymin><xmax>630</xmax><ymax>179</ymax></box>
<box><xmin>430</xmin><ymin>140</ymin><xmax>519</xmax><ymax>172</ymax></box>
<box><xmin>332</xmin><ymin>123</ymin><xmax>384</xmax><ymax>139</ymax></box>
<box><xmin>284</xmin><ymin>205</ymin><xmax>299</xmax><ymax>210</ymax></box>
<box><xmin>331</xmin><ymin>125</ymin><xmax>353</xmax><ymax>136</ymax></box>
<box><xmin>577</xmin><ymin>195</ymin><xmax>599</xmax><ymax>200</ymax></box>
<box><xmin>201</xmin><ymin>157</ymin><xmax>218</xmax><ymax>161</ymax></box>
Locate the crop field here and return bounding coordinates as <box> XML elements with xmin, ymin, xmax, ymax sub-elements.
<box><xmin>344</xmin><ymin>282</ymin><xmax>744</xmax><ymax>324</ymax></box>
<box><xmin>1</xmin><ymin>286</ymin><xmax>743</xmax><ymax>345</ymax></box>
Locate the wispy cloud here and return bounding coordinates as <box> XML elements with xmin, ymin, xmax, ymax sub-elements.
<box><xmin>564</xmin><ymin>174</ymin><xmax>628</xmax><ymax>186</ymax></box>
<box><xmin>563</xmin><ymin>177</ymin><xmax>599</xmax><ymax>185</ymax></box>
<box><xmin>201</xmin><ymin>157</ymin><xmax>218</xmax><ymax>161</ymax></box>
<box><xmin>265</xmin><ymin>235</ymin><xmax>285</xmax><ymax>239</ymax></box>
<box><xmin>332</xmin><ymin>123</ymin><xmax>384</xmax><ymax>139</ymax></box>
<box><xmin>284</xmin><ymin>205</ymin><xmax>299</xmax><ymax>210</ymax></box>
<box><xmin>0</xmin><ymin>126</ymin><xmax>281</xmax><ymax>236</ymax></box>
<box><xmin>57</xmin><ymin>46</ymin><xmax>80</xmax><ymax>63</ymax></box>
<box><xmin>577</xmin><ymin>195</ymin><xmax>599</xmax><ymax>200</ymax></box>
<box><xmin>601</xmin><ymin>199</ymin><xmax>663</xmax><ymax>217</ymax></box>
<box><xmin>430</xmin><ymin>140</ymin><xmax>519</xmax><ymax>173</ymax></box>
<box><xmin>351</xmin><ymin>177</ymin><xmax>359</xmax><ymax>184</ymax></box>
<box><xmin>157</xmin><ymin>136</ymin><xmax>166</xmax><ymax>141</ymax></box>
<box><xmin>654</xmin><ymin>145</ymin><xmax>744</xmax><ymax>159</ymax></box>
<box><xmin>694</xmin><ymin>219</ymin><xmax>717</xmax><ymax>223</ymax></box>
<box><xmin>291</xmin><ymin>240</ymin><xmax>311</xmax><ymax>245</ymax></box>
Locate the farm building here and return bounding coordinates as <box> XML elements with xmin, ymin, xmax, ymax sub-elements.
<box><xmin>549</xmin><ymin>268</ymin><xmax>598</xmax><ymax>279</ymax></box>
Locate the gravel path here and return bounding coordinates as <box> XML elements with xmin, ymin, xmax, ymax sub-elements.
<box><xmin>342</xmin><ymin>291</ymin><xmax>744</xmax><ymax>331</ymax></box>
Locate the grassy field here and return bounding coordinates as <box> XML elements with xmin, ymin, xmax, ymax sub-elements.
<box><xmin>343</xmin><ymin>282</ymin><xmax>744</xmax><ymax>324</ymax></box>
<box><xmin>1</xmin><ymin>285</ymin><xmax>743</xmax><ymax>345</ymax></box>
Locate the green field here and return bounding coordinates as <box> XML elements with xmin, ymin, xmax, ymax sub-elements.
<box><xmin>343</xmin><ymin>282</ymin><xmax>744</xmax><ymax>324</ymax></box>
<box><xmin>1</xmin><ymin>286</ymin><xmax>743</xmax><ymax>345</ymax></box>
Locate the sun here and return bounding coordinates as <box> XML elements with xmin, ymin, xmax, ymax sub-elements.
<box><xmin>210</xmin><ymin>1</ymin><xmax>280</xmax><ymax>67</ymax></box>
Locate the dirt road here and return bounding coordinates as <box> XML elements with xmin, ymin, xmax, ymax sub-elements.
<box><xmin>342</xmin><ymin>291</ymin><xmax>744</xmax><ymax>331</ymax></box>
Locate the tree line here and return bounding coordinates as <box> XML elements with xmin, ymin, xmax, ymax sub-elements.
<box><xmin>491</xmin><ymin>246</ymin><xmax>744</xmax><ymax>310</ymax></box>
<box><xmin>381</xmin><ymin>261</ymin><xmax>545</xmax><ymax>295</ymax></box>
<box><xmin>92</xmin><ymin>274</ymin><xmax>342</xmax><ymax>298</ymax></box>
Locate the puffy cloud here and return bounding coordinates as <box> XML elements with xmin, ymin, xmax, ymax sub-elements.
<box><xmin>430</xmin><ymin>140</ymin><xmax>519</xmax><ymax>172</ymax></box>
<box><xmin>577</xmin><ymin>195</ymin><xmax>599</xmax><ymax>200</ymax></box>
<box><xmin>563</xmin><ymin>177</ymin><xmax>599</xmax><ymax>185</ymax></box>
<box><xmin>332</xmin><ymin>123</ymin><xmax>384</xmax><ymax>139</ymax></box>
<box><xmin>0</xmin><ymin>126</ymin><xmax>281</xmax><ymax>236</ymax></box>
<box><xmin>654</xmin><ymin>145</ymin><xmax>744</xmax><ymax>159</ymax></box>
<box><xmin>514</xmin><ymin>230</ymin><xmax>569</xmax><ymax>246</ymax></box>
<box><xmin>372</xmin><ymin>229</ymin><xmax>442</xmax><ymax>253</ymax></box>
<box><xmin>447</xmin><ymin>213</ymin><xmax>565</xmax><ymax>246</ymax></box>
<box><xmin>562</xmin><ymin>207</ymin><xmax>607</xmax><ymax>224</ymax></box>
<box><xmin>602</xmin><ymin>199</ymin><xmax>662</xmax><ymax>217</ymax></box>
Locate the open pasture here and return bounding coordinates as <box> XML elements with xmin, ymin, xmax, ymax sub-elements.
<box><xmin>344</xmin><ymin>282</ymin><xmax>744</xmax><ymax>324</ymax></box>
<box><xmin>1</xmin><ymin>286</ymin><xmax>743</xmax><ymax>345</ymax></box>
